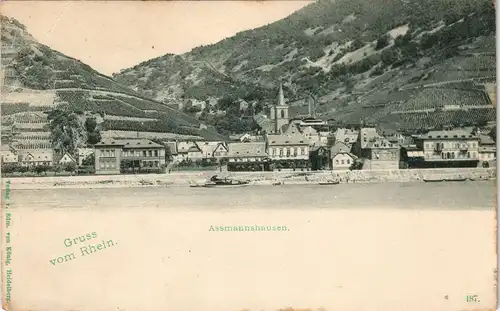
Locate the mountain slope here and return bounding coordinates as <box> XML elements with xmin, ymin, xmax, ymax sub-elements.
<box><xmin>114</xmin><ymin>0</ymin><xmax>496</xmax><ymax>131</ymax></box>
<box><xmin>0</xmin><ymin>15</ymin><xmax>226</xmax><ymax>141</ymax></box>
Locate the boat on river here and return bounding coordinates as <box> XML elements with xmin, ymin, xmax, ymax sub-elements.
<box><xmin>318</xmin><ymin>179</ymin><xmax>340</xmax><ymax>185</ymax></box>
<box><xmin>190</xmin><ymin>175</ymin><xmax>250</xmax><ymax>188</ymax></box>
<box><xmin>443</xmin><ymin>177</ymin><xmax>468</xmax><ymax>182</ymax></box>
<box><xmin>423</xmin><ymin>177</ymin><xmax>444</xmax><ymax>182</ymax></box>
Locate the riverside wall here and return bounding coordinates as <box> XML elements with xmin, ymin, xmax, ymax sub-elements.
<box><xmin>3</xmin><ymin>167</ymin><xmax>496</xmax><ymax>190</ymax></box>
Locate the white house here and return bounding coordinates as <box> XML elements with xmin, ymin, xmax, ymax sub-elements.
<box><xmin>59</xmin><ymin>153</ymin><xmax>77</xmax><ymax>165</ymax></box>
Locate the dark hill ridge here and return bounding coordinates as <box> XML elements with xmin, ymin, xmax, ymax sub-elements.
<box><xmin>114</xmin><ymin>0</ymin><xmax>496</xmax><ymax>131</ymax></box>
<box><xmin>0</xmin><ymin>15</ymin><xmax>227</xmax><ymax>141</ymax></box>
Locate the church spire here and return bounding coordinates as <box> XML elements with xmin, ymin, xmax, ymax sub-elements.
<box><xmin>277</xmin><ymin>83</ymin><xmax>286</xmax><ymax>106</ymax></box>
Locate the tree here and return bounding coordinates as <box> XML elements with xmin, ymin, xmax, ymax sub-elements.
<box><xmin>375</xmin><ymin>34</ymin><xmax>390</xmax><ymax>50</ymax></box>
<box><xmin>47</xmin><ymin>105</ymin><xmax>86</xmax><ymax>158</ymax></box>
<box><xmin>84</xmin><ymin>117</ymin><xmax>101</xmax><ymax>146</ymax></box>
<box><xmin>489</xmin><ymin>126</ymin><xmax>496</xmax><ymax>142</ymax></box>
<box><xmin>64</xmin><ymin>162</ymin><xmax>78</xmax><ymax>173</ymax></box>
<box><xmin>82</xmin><ymin>153</ymin><xmax>95</xmax><ymax>166</ymax></box>
<box><xmin>381</xmin><ymin>49</ymin><xmax>399</xmax><ymax>66</ymax></box>
<box><xmin>35</xmin><ymin>165</ymin><xmax>50</xmax><ymax>176</ymax></box>
<box><xmin>165</xmin><ymin>145</ymin><xmax>172</xmax><ymax>163</ymax></box>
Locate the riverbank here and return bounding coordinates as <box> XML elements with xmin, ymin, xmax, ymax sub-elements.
<box><xmin>2</xmin><ymin>167</ymin><xmax>496</xmax><ymax>190</ymax></box>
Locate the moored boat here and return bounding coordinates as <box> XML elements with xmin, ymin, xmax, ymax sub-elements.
<box><xmin>318</xmin><ymin>179</ymin><xmax>340</xmax><ymax>185</ymax></box>
<box><xmin>423</xmin><ymin>178</ymin><xmax>444</xmax><ymax>182</ymax></box>
<box><xmin>191</xmin><ymin>175</ymin><xmax>251</xmax><ymax>188</ymax></box>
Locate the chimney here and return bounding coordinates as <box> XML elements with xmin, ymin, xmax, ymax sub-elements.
<box><xmin>278</xmin><ymin>84</ymin><xmax>285</xmax><ymax>106</ymax></box>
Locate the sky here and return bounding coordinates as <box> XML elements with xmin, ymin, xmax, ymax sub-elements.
<box><xmin>1</xmin><ymin>1</ymin><xmax>312</xmax><ymax>76</ymax></box>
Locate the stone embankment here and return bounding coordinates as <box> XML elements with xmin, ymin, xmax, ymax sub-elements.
<box><xmin>2</xmin><ymin>167</ymin><xmax>496</xmax><ymax>190</ymax></box>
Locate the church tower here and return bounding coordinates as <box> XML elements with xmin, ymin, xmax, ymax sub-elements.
<box><xmin>272</xmin><ymin>84</ymin><xmax>289</xmax><ymax>134</ymax></box>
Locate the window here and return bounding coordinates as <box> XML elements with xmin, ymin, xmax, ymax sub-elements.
<box><xmin>300</xmin><ymin>147</ymin><xmax>305</xmax><ymax>155</ymax></box>
<box><xmin>472</xmin><ymin>143</ymin><xmax>476</xmax><ymax>148</ymax></box>
<box><xmin>280</xmin><ymin>110</ymin><xmax>285</xmax><ymax>119</ymax></box>
<box><xmin>451</xmin><ymin>152</ymin><xmax>455</xmax><ymax>159</ymax></box>
<box><xmin>155</xmin><ymin>161</ymin><xmax>159</xmax><ymax>167</ymax></box>
<box><xmin>341</xmin><ymin>160</ymin><xmax>345</xmax><ymax>165</ymax></box>
<box><xmin>347</xmin><ymin>159</ymin><xmax>350</xmax><ymax>164</ymax></box>
<box><xmin>286</xmin><ymin>148</ymin><xmax>291</xmax><ymax>157</ymax></box>
<box><xmin>272</xmin><ymin>148</ymin><xmax>276</xmax><ymax>156</ymax></box>
<box><xmin>467</xmin><ymin>152</ymin><xmax>470</xmax><ymax>158</ymax></box>
<box><xmin>143</xmin><ymin>151</ymin><xmax>147</xmax><ymax>157</ymax></box>
<box><xmin>336</xmin><ymin>160</ymin><xmax>339</xmax><ymax>164</ymax></box>
<box><xmin>149</xmin><ymin>150</ymin><xmax>153</xmax><ymax>157</ymax></box>
<box><xmin>279</xmin><ymin>149</ymin><xmax>283</xmax><ymax>157</ymax></box>
<box><xmin>293</xmin><ymin>148</ymin><xmax>297</xmax><ymax>156</ymax></box>
<box><xmin>154</xmin><ymin>150</ymin><xmax>158</xmax><ymax>157</ymax></box>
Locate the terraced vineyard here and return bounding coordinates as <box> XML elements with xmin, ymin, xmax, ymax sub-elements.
<box><xmin>381</xmin><ymin>108</ymin><xmax>496</xmax><ymax>130</ymax></box>
<box><xmin>328</xmin><ymin>80</ymin><xmax>496</xmax><ymax>131</ymax></box>
<box><xmin>1</xmin><ymin>15</ymin><xmax>227</xmax><ymax>141</ymax></box>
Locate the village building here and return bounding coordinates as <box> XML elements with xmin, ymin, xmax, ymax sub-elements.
<box><xmin>212</xmin><ymin>142</ymin><xmax>229</xmax><ymax>158</ymax></box>
<box><xmin>382</xmin><ymin>131</ymin><xmax>407</xmax><ymax>146</ymax></box>
<box><xmin>334</xmin><ymin>128</ymin><xmax>359</xmax><ymax>148</ymax></box>
<box><xmin>226</xmin><ymin>142</ymin><xmax>270</xmax><ymax>171</ymax></box>
<box><xmin>58</xmin><ymin>153</ymin><xmax>77</xmax><ymax>165</ymax></box>
<box><xmin>353</xmin><ymin>128</ymin><xmax>399</xmax><ymax>170</ymax></box>
<box><xmin>196</xmin><ymin>141</ymin><xmax>224</xmax><ymax>159</ymax></box>
<box><xmin>407</xmin><ymin>129</ymin><xmax>480</xmax><ymax>168</ymax></box>
<box><xmin>331</xmin><ymin>151</ymin><xmax>357</xmax><ymax>170</ymax></box>
<box><xmin>266</xmin><ymin>123</ymin><xmax>310</xmax><ymax>170</ymax></box>
<box><xmin>186</xmin><ymin>145</ymin><xmax>203</xmax><ymax>161</ymax></box>
<box><xmin>362</xmin><ymin>137</ymin><xmax>400</xmax><ymax>170</ymax></box>
<box><xmin>478</xmin><ymin>134</ymin><xmax>496</xmax><ymax>165</ymax></box>
<box><xmin>19</xmin><ymin>150</ymin><xmax>54</xmax><ymax>167</ymax></box>
<box><xmin>175</xmin><ymin>141</ymin><xmax>199</xmax><ymax>162</ymax></box>
<box><xmin>0</xmin><ymin>150</ymin><xmax>19</xmax><ymax>164</ymax></box>
<box><xmin>296</xmin><ymin>117</ymin><xmax>328</xmax><ymax>129</ymax></box>
<box><xmin>330</xmin><ymin>141</ymin><xmax>357</xmax><ymax>170</ymax></box>
<box><xmin>94</xmin><ymin>139</ymin><xmax>165</xmax><ymax>175</ymax></box>
<box><xmin>253</xmin><ymin>113</ymin><xmax>275</xmax><ymax>134</ymax></box>
<box><xmin>301</xmin><ymin>126</ymin><xmax>321</xmax><ymax>145</ymax></box>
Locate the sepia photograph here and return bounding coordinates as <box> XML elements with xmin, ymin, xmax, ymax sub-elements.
<box><xmin>0</xmin><ymin>0</ymin><xmax>497</xmax><ymax>310</ymax></box>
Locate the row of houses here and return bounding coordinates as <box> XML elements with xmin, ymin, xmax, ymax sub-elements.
<box><xmin>2</xmin><ymin>124</ymin><xmax>494</xmax><ymax>175</ymax></box>
<box><xmin>155</xmin><ymin>124</ymin><xmax>496</xmax><ymax>172</ymax></box>
<box><xmin>0</xmin><ymin>147</ymin><xmax>78</xmax><ymax>167</ymax></box>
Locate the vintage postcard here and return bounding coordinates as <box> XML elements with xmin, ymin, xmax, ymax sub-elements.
<box><xmin>0</xmin><ymin>0</ymin><xmax>497</xmax><ymax>310</ymax></box>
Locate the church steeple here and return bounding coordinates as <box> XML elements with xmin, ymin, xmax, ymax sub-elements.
<box><xmin>277</xmin><ymin>83</ymin><xmax>286</xmax><ymax>106</ymax></box>
<box><xmin>273</xmin><ymin>83</ymin><xmax>289</xmax><ymax>134</ymax></box>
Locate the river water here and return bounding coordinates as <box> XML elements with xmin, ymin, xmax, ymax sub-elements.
<box><xmin>9</xmin><ymin>180</ymin><xmax>496</xmax><ymax>210</ymax></box>
<box><xmin>5</xmin><ymin>181</ymin><xmax>497</xmax><ymax>311</ymax></box>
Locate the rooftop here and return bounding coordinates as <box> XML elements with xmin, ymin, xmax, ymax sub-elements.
<box><xmin>267</xmin><ymin>133</ymin><xmax>308</xmax><ymax>145</ymax></box>
<box><xmin>227</xmin><ymin>142</ymin><xmax>267</xmax><ymax>158</ymax></box>
<box><xmin>96</xmin><ymin>139</ymin><xmax>164</xmax><ymax>149</ymax></box>
<box><xmin>418</xmin><ymin>129</ymin><xmax>478</xmax><ymax>140</ymax></box>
